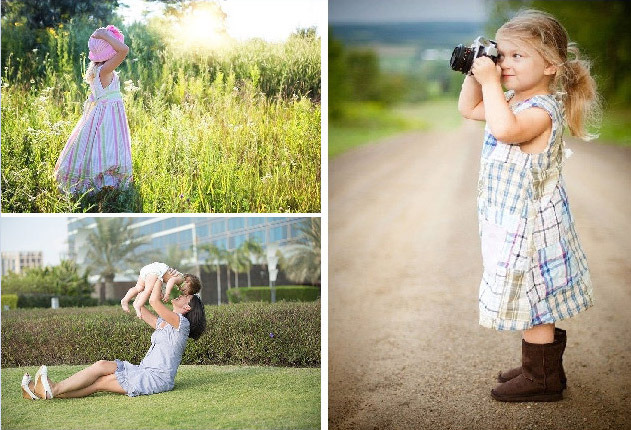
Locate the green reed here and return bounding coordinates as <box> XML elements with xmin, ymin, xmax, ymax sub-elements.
<box><xmin>1</xmin><ymin>19</ymin><xmax>321</xmax><ymax>213</ymax></box>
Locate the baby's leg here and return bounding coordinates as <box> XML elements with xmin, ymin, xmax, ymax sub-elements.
<box><xmin>133</xmin><ymin>274</ymin><xmax>160</xmax><ymax>318</ymax></box>
<box><xmin>121</xmin><ymin>276</ymin><xmax>145</xmax><ymax>312</ymax></box>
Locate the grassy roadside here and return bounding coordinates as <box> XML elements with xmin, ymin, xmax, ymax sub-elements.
<box><xmin>598</xmin><ymin>107</ymin><xmax>631</xmax><ymax>146</ymax></box>
<box><xmin>329</xmin><ymin>100</ymin><xmax>631</xmax><ymax>158</ymax></box>
<box><xmin>1</xmin><ymin>365</ymin><xmax>320</xmax><ymax>430</ymax></box>
<box><xmin>328</xmin><ymin>100</ymin><xmax>460</xmax><ymax>158</ymax></box>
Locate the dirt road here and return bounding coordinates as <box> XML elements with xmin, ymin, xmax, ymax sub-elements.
<box><xmin>329</xmin><ymin>122</ymin><xmax>631</xmax><ymax>430</ymax></box>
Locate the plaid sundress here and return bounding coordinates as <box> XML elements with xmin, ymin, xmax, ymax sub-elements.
<box><xmin>477</xmin><ymin>91</ymin><xmax>593</xmax><ymax>331</ymax></box>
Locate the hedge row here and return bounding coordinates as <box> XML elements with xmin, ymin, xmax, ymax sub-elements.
<box><xmin>1</xmin><ymin>302</ymin><xmax>320</xmax><ymax>368</ymax></box>
<box><xmin>227</xmin><ymin>286</ymin><xmax>321</xmax><ymax>303</ymax></box>
<box><xmin>15</xmin><ymin>294</ymin><xmax>100</xmax><ymax>308</ymax></box>
<box><xmin>1</xmin><ymin>294</ymin><xmax>18</xmax><ymax>310</ymax></box>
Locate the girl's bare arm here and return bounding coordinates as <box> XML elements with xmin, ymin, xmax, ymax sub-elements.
<box><xmin>91</xmin><ymin>28</ymin><xmax>129</xmax><ymax>81</ymax></box>
<box><xmin>472</xmin><ymin>57</ymin><xmax>551</xmax><ymax>144</ymax></box>
<box><xmin>458</xmin><ymin>75</ymin><xmax>485</xmax><ymax>121</ymax></box>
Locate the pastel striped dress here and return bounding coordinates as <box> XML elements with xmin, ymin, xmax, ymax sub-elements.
<box><xmin>477</xmin><ymin>91</ymin><xmax>593</xmax><ymax>331</ymax></box>
<box><xmin>54</xmin><ymin>66</ymin><xmax>132</xmax><ymax>193</ymax></box>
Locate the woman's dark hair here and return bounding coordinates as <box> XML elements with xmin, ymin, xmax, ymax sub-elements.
<box><xmin>184</xmin><ymin>294</ymin><xmax>206</xmax><ymax>340</ymax></box>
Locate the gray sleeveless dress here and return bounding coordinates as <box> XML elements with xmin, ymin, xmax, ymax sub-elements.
<box><xmin>115</xmin><ymin>314</ymin><xmax>189</xmax><ymax>396</ymax></box>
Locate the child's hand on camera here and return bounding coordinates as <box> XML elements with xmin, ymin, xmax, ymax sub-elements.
<box><xmin>471</xmin><ymin>57</ymin><xmax>501</xmax><ymax>86</ymax></box>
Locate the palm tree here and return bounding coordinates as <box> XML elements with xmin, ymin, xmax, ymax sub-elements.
<box><xmin>200</xmin><ymin>243</ymin><xmax>228</xmax><ymax>305</ymax></box>
<box><xmin>229</xmin><ymin>247</ymin><xmax>250</xmax><ymax>288</ymax></box>
<box><xmin>280</xmin><ymin>218</ymin><xmax>321</xmax><ymax>285</ymax></box>
<box><xmin>239</xmin><ymin>238</ymin><xmax>264</xmax><ymax>288</ymax></box>
<box><xmin>83</xmin><ymin>218</ymin><xmax>149</xmax><ymax>303</ymax></box>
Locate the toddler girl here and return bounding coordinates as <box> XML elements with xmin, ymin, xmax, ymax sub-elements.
<box><xmin>121</xmin><ymin>263</ymin><xmax>202</xmax><ymax>318</ymax></box>
<box><xmin>54</xmin><ymin>25</ymin><xmax>133</xmax><ymax>194</ymax></box>
<box><xmin>458</xmin><ymin>10</ymin><xmax>599</xmax><ymax>402</ymax></box>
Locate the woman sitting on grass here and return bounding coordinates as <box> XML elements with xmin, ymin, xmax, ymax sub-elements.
<box><xmin>21</xmin><ymin>278</ymin><xmax>206</xmax><ymax>399</ymax></box>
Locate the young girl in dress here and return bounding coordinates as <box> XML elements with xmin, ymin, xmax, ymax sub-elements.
<box><xmin>458</xmin><ymin>9</ymin><xmax>599</xmax><ymax>402</ymax></box>
<box><xmin>54</xmin><ymin>25</ymin><xmax>133</xmax><ymax>193</ymax></box>
<box><xmin>121</xmin><ymin>263</ymin><xmax>202</xmax><ymax>319</ymax></box>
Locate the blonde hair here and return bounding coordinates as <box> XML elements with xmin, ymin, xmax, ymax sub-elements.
<box><xmin>497</xmin><ymin>9</ymin><xmax>601</xmax><ymax>140</ymax></box>
<box><xmin>84</xmin><ymin>61</ymin><xmax>105</xmax><ymax>84</ymax></box>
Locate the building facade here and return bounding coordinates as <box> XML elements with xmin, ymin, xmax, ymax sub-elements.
<box><xmin>1</xmin><ymin>251</ymin><xmax>44</xmax><ymax>276</ymax></box>
<box><xmin>67</xmin><ymin>217</ymin><xmax>312</xmax><ymax>304</ymax></box>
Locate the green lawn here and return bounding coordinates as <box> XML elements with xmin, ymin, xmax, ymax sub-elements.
<box><xmin>599</xmin><ymin>107</ymin><xmax>631</xmax><ymax>145</ymax></box>
<box><xmin>1</xmin><ymin>365</ymin><xmax>320</xmax><ymax>430</ymax></box>
<box><xmin>328</xmin><ymin>126</ymin><xmax>413</xmax><ymax>158</ymax></box>
<box><xmin>329</xmin><ymin>100</ymin><xmax>463</xmax><ymax>158</ymax></box>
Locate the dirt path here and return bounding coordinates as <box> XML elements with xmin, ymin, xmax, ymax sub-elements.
<box><xmin>329</xmin><ymin>121</ymin><xmax>631</xmax><ymax>430</ymax></box>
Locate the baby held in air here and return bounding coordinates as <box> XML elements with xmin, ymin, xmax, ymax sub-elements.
<box><xmin>121</xmin><ymin>263</ymin><xmax>199</xmax><ymax>318</ymax></box>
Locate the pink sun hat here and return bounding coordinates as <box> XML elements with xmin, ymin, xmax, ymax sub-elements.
<box><xmin>88</xmin><ymin>25</ymin><xmax>125</xmax><ymax>62</ymax></box>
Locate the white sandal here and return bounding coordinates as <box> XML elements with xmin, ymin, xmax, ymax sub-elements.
<box><xmin>21</xmin><ymin>373</ymin><xmax>38</xmax><ymax>400</ymax></box>
<box><xmin>33</xmin><ymin>365</ymin><xmax>53</xmax><ymax>399</ymax></box>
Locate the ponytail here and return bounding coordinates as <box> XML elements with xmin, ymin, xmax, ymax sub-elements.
<box><xmin>554</xmin><ymin>43</ymin><xmax>601</xmax><ymax>141</ymax></box>
<box><xmin>497</xmin><ymin>10</ymin><xmax>602</xmax><ymax>141</ymax></box>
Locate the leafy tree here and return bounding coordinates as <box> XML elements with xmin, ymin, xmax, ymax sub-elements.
<box><xmin>486</xmin><ymin>0</ymin><xmax>631</xmax><ymax>106</ymax></box>
<box><xmin>1</xmin><ymin>260</ymin><xmax>91</xmax><ymax>296</ymax></box>
<box><xmin>82</xmin><ymin>218</ymin><xmax>148</xmax><ymax>303</ymax></box>
<box><xmin>0</xmin><ymin>0</ymin><xmax>119</xmax><ymax>29</ymax></box>
<box><xmin>50</xmin><ymin>259</ymin><xmax>93</xmax><ymax>296</ymax></box>
<box><xmin>347</xmin><ymin>49</ymin><xmax>382</xmax><ymax>101</ymax></box>
<box><xmin>280</xmin><ymin>218</ymin><xmax>321</xmax><ymax>286</ymax></box>
<box><xmin>328</xmin><ymin>33</ymin><xmax>351</xmax><ymax>120</ymax></box>
<box><xmin>291</xmin><ymin>26</ymin><xmax>318</xmax><ymax>40</ymax></box>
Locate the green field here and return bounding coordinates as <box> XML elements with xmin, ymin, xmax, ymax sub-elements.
<box><xmin>329</xmin><ymin>100</ymin><xmax>461</xmax><ymax>158</ymax></box>
<box><xmin>1</xmin><ymin>21</ymin><xmax>321</xmax><ymax>213</ymax></box>
<box><xmin>329</xmin><ymin>100</ymin><xmax>631</xmax><ymax>158</ymax></box>
<box><xmin>1</xmin><ymin>365</ymin><xmax>320</xmax><ymax>429</ymax></box>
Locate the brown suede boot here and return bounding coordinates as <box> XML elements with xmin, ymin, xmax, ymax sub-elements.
<box><xmin>491</xmin><ymin>338</ymin><xmax>564</xmax><ymax>402</ymax></box>
<box><xmin>497</xmin><ymin>328</ymin><xmax>567</xmax><ymax>389</ymax></box>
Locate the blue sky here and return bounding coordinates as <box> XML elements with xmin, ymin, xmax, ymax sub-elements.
<box><xmin>329</xmin><ymin>0</ymin><xmax>486</xmax><ymax>23</ymax></box>
<box><xmin>1</xmin><ymin>216</ymin><xmax>69</xmax><ymax>266</ymax></box>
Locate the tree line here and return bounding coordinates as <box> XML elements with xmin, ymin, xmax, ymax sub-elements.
<box><xmin>1</xmin><ymin>218</ymin><xmax>321</xmax><ymax>305</ymax></box>
<box><xmin>329</xmin><ymin>0</ymin><xmax>630</xmax><ymax>123</ymax></box>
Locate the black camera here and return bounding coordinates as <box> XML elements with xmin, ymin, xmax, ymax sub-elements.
<box><xmin>450</xmin><ymin>36</ymin><xmax>498</xmax><ymax>75</ymax></box>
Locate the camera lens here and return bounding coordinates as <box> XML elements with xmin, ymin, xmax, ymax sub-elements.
<box><xmin>450</xmin><ymin>45</ymin><xmax>474</xmax><ymax>74</ymax></box>
<box><xmin>450</xmin><ymin>45</ymin><xmax>465</xmax><ymax>71</ymax></box>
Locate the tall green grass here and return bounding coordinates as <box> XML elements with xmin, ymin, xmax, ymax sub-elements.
<box><xmin>1</xmin><ymin>18</ymin><xmax>321</xmax><ymax>213</ymax></box>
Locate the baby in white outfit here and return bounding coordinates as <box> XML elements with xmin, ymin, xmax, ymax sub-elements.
<box><xmin>121</xmin><ymin>262</ymin><xmax>187</xmax><ymax>318</ymax></box>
